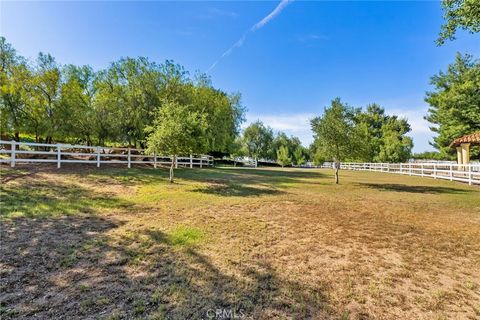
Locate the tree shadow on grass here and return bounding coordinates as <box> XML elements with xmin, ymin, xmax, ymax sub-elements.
<box><xmin>85</xmin><ymin>166</ymin><xmax>326</xmax><ymax>187</ymax></box>
<box><xmin>1</xmin><ymin>216</ymin><xmax>334</xmax><ymax>319</ymax></box>
<box><xmin>359</xmin><ymin>183</ymin><xmax>473</xmax><ymax>195</ymax></box>
<box><xmin>0</xmin><ymin>178</ymin><xmax>134</xmax><ymax>218</ymax></box>
<box><xmin>191</xmin><ymin>183</ymin><xmax>285</xmax><ymax>197</ymax></box>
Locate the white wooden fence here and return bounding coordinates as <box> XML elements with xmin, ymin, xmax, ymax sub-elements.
<box><xmin>0</xmin><ymin>140</ymin><xmax>213</xmax><ymax>169</ymax></box>
<box><xmin>333</xmin><ymin>162</ymin><xmax>480</xmax><ymax>185</ymax></box>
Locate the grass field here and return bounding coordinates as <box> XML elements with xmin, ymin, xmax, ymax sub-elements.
<box><xmin>1</xmin><ymin>165</ymin><xmax>479</xmax><ymax>319</ymax></box>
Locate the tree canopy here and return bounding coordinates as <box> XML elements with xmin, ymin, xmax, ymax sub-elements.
<box><xmin>0</xmin><ymin>37</ymin><xmax>245</xmax><ymax>154</ymax></box>
<box><xmin>242</xmin><ymin>121</ymin><xmax>274</xmax><ymax>166</ymax></box>
<box><xmin>437</xmin><ymin>0</ymin><xmax>480</xmax><ymax>45</ymax></box>
<box><xmin>311</xmin><ymin>98</ymin><xmax>369</xmax><ymax>183</ymax></box>
<box><xmin>425</xmin><ymin>53</ymin><xmax>480</xmax><ymax>158</ymax></box>
<box><xmin>145</xmin><ymin>100</ymin><xmax>207</xmax><ymax>182</ymax></box>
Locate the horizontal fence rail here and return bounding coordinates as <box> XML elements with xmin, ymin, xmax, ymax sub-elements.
<box><xmin>0</xmin><ymin>140</ymin><xmax>213</xmax><ymax>169</ymax></box>
<box><xmin>329</xmin><ymin>162</ymin><xmax>479</xmax><ymax>186</ymax></box>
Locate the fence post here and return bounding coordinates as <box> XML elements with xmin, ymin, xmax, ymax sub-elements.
<box><xmin>433</xmin><ymin>163</ymin><xmax>437</xmax><ymax>179</ymax></box>
<box><xmin>409</xmin><ymin>163</ymin><xmax>412</xmax><ymax>176</ymax></box>
<box><xmin>190</xmin><ymin>155</ymin><xmax>193</xmax><ymax>168</ymax></box>
<box><xmin>421</xmin><ymin>164</ymin><xmax>424</xmax><ymax>177</ymax></box>
<box><xmin>154</xmin><ymin>152</ymin><xmax>157</xmax><ymax>169</ymax></box>
<box><xmin>200</xmin><ymin>157</ymin><xmax>203</xmax><ymax>168</ymax></box>
<box><xmin>175</xmin><ymin>156</ymin><xmax>178</xmax><ymax>169</ymax></box>
<box><xmin>450</xmin><ymin>164</ymin><xmax>453</xmax><ymax>181</ymax></box>
<box><xmin>57</xmin><ymin>144</ymin><xmax>61</xmax><ymax>169</ymax></box>
<box><xmin>10</xmin><ymin>140</ymin><xmax>16</xmax><ymax>168</ymax></box>
<box><xmin>468</xmin><ymin>165</ymin><xmax>472</xmax><ymax>185</ymax></box>
<box><xmin>128</xmin><ymin>148</ymin><xmax>131</xmax><ymax>168</ymax></box>
<box><xmin>97</xmin><ymin>146</ymin><xmax>101</xmax><ymax>168</ymax></box>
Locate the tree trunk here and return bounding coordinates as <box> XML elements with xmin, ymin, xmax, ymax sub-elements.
<box><xmin>14</xmin><ymin>132</ymin><xmax>19</xmax><ymax>142</ymax></box>
<box><xmin>335</xmin><ymin>162</ymin><xmax>339</xmax><ymax>184</ymax></box>
<box><xmin>169</xmin><ymin>156</ymin><xmax>175</xmax><ymax>183</ymax></box>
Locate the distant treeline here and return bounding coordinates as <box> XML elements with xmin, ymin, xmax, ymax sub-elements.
<box><xmin>0</xmin><ymin>37</ymin><xmax>245</xmax><ymax>154</ymax></box>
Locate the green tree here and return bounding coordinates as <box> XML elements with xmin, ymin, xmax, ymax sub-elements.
<box><xmin>293</xmin><ymin>145</ymin><xmax>306</xmax><ymax>166</ymax></box>
<box><xmin>272</xmin><ymin>132</ymin><xmax>302</xmax><ymax>161</ymax></box>
<box><xmin>437</xmin><ymin>0</ymin><xmax>480</xmax><ymax>45</ymax></box>
<box><xmin>311</xmin><ymin>98</ymin><xmax>368</xmax><ymax>184</ymax></box>
<box><xmin>0</xmin><ymin>37</ymin><xmax>30</xmax><ymax>141</ymax></box>
<box><xmin>354</xmin><ymin>104</ymin><xmax>413</xmax><ymax>162</ymax></box>
<box><xmin>228</xmin><ymin>137</ymin><xmax>247</xmax><ymax>167</ymax></box>
<box><xmin>101</xmin><ymin>57</ymin><xmax>163</xmax><ymax>147</ymax></box>
<box><xmin>59</xmin><ymin>65</ymin><xmax>97</xmax><ymax>144</ymax></box>
<box><xmin>425</xmin><ymin>53</ymin><xmax>480</xmax><ymax>158</ymax></box>
<box><xmin>276</xmin><ymin>145</ymin><xmax>292</xmax><ymax>167</ymax></box>
<box><xmin>145</xmin><ymin>100</ymin><xmax>207</xmax><ymax>182</ymax></box>
<box><xmin>242</xmin><ymin>121</ymin><xmax>273</xmax><ymax>167</ymax></box>
<box><xmin>311</xmin><ymin>147</ymin><xmax>326</xmax><ymax>166</ymax></box>
<box><xmin>376</xmin><ymin>118</ymin><xmax>413</xmax><ymax>162</ymax></box>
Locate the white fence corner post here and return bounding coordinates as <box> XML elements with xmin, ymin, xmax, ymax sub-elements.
<box><xmin>96</xmin><ymin>146</ymin><xmax>101</xmax><ymax>168</ymax></box>
<box><xmin>57</xmin><ymin>144</ymin><xmax>61</xmax><ymax>169</ymax></box>
<box><xmin>154</xmin><ymin>152</ymin><xmax>157</xmax><ymax>169</ymax></box>
<box><xmin>449</xmin><ymin>164</ymin><xmax>453</xmax><ymax>181</ymax></box>
<box><xmin>190</xmin><ymin>154</ymin><xmax>193</xmax><ymax>168</ymax></box>
<box><xmin>127</xmin><ymin>148</ymin><xmax>131</xmax><ymax>168</ymax></box>
<box><xmin>10</xmin><ymin>140</ymin><xmax>16</xmax><ymax>168</ymax></box>
<box><xmin>175</xmin><ymin>156</ymin><xmax>178</xmax><ymax>169</ymax></box>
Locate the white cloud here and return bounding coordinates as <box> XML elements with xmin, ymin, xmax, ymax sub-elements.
<box><xmin>244</xmin><ymin>113</ymin><xmax>314</xmax><ymax>146</ymax></box>
<box><xmin>207</xmin><ymin>0</ymin><xmax>293</xmax><ymax>72</ymax></box>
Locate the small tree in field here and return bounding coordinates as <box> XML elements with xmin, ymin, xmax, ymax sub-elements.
<box><xmin>311</xmin><ymin>98</ymin><xmax>367</xmax><ymax>184</ymax></box>
<box><xmin>146</xmin><ymin>100</ymin><xmax>207</xmax><ymax>183</ymax></box>
<box><xmin>276</xmin><ymin>145</ymin><xmax>291</xmax><ymax>167</ymax></box>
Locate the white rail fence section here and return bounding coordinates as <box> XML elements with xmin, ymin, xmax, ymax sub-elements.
<box><xmin>0</xmin><ymin>140</ymin><xmax>213</xmax><ymax>169</ymax></box>
<box><xmin>332</xmin><ymin>162</ymin><xmax>480</xmax><ymax>185</ymax></box>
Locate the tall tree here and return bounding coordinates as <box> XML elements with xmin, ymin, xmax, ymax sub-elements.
<box><xmin>242</xmin><ymin>121</ymin><xmax>273</xmax><ymax>167</ymax></box>
<box><xmin>437</xmin><ymin>0</ymin><xmax>480</xmax><ymax>45</ymax></box>
<box><xmin>293</xmin><ymin>146</ymin><xmax>307</xmax><ymax>165</ymax></box>
<box><xmin>276</xmin><ymin>145</ymin><xmax>292</xmax><ymax>167</ymax></box>
<box><xmin>354</xmin><ymin>104</ymin><xmax>413</xmax><ymax>162</ymax></box>
<box><xmin>0</xmin><ymin>37</ymin><xmax>33</xmax><ymax>141</ymax></box>
<box><xmin>60</xmin><ymin>65</ymin><xmax>97</xmax><ymax>144</ymax></box>
<box><xmin>29</xmin><ymin>53</ymin><xmax>63</xmax><ymax>143</ymax></box>
<box><xmin>376</xmin><ymin>117</ymin><xmax>413</xmax><ymax>162</ymax></box>
<box><xmin>145</xmin><ymin>100</ymin><xmax>207</xmax><ymax>182</ymax></box>
<box><xmin>425</xmin><ymin>53</ymin><xmax>480</xmax><ymax>158</ymax></box>
<box><xmin>311</xmin><ymin>98</ymin><xmax>368</xmax><ymax>184</ymax></box>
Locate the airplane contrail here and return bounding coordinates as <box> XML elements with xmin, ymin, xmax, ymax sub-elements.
<box><xmin>207</xmin><ymin>0</ymin><xmax>293</xmax><ymax>73</ymax></box>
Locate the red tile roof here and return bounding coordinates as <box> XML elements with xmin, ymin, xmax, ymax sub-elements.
<box><xmin>450</xmin><ymin>132</ymin><xmax>480</xmax><ymax>147</ymax></box>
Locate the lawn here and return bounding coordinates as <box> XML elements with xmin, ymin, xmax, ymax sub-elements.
<box><xmin>1</xmin><ymin>165</ymin><xmax>479</xmax><ymax>319</ymax></box>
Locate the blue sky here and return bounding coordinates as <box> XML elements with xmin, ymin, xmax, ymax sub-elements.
<box><xmin>1</xmin><ymin>1</ymin><xmax>479</xmax><ymax>152</ymax></box>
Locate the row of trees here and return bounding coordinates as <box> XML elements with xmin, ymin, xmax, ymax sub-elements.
<box><xmin>310</xmin><ymin>99</ymin><xmax>413</xmax><ymax>183</ymax></box>
<box><xmin>0</xmin><ymin>37</ymin><xmax>245</xmax><ymax>155</ymax></box>
<box><xmin>239</xmin><ymin>121</ymin><xmax>309</xmax><ymax>167</ymax></box>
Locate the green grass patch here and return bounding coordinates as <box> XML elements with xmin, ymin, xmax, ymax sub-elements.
<box><xmin>168</xmin><ymin>225</ymin><xmax>205</xmax><ymax>247</ymax></box>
